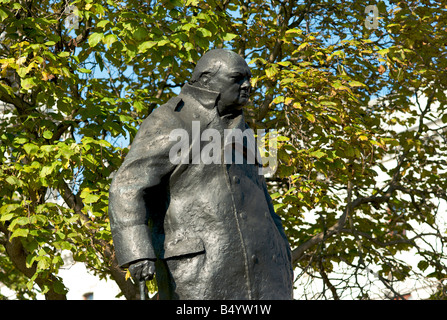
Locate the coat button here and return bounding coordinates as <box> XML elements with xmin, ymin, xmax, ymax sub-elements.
<box><xmin>232</xmin><ymin>176</ymin><xmax>240</xmax><ymax>184</ymax></box>
<box><xmin>239</xmin><ymin>211</ymin><xmax>247</xmax><ymax>220</ymax></box>
<box><xmin>252</xmin><ymin>255</ymin><xmax>259</xmax><ymax>264</ymax></box>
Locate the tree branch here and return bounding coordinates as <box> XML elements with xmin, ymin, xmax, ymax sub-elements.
<box><xmin>319</xmin><ymin>257</ymin><xmax>339</xmax><ymax>299</ymax></box>
<box><xmin>292</xmin><ymin>180</ymin><xmax>353</xmax><ymax>263</ymax></box>
<box><xmin>57</xmin><ymin>180</ymin><xmax>140</xmax><ymax>300</ymax></box>
<box><xmin>292</xmin><ymin>178</ymin><xmax>402</xmax><ymax>264</ymax></box>
<box><xmin>2</xmin><ymin>226</ymin><xmax>67</xmax><ymax>299</ymax></box>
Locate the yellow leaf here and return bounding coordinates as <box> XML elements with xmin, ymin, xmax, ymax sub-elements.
<box><xmin>265</xmin><ymin>66</ymin><xmax>278</xmax><ymax>78</ymax></box>
<box><xmin>16</xmin><ymin>56</ymin><xmax>26</xmax><ymax>66</ymax></box>
<box><xmin>359</xmin><ymin>135</ymin><xmax>368</xmax><ymax>141</ymax></box>
<box><xmin>348</xmin><ymin>81</ymin><xmax>366</xmax><ymax>87</ymax></box>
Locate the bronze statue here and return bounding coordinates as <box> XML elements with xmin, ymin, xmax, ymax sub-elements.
<box><xmin>109</xmin><ymin>49</ymin><xmax>293</xmax><ymax>299</ymax></box>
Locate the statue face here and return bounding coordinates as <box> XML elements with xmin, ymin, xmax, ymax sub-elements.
<box><xmin>206</xmin><ymin>56</ymin><xmax>252</xmax><ymax>112</ymax></box>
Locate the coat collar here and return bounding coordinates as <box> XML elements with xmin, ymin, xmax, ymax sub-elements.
<box><xmin>180</xmin><ymin>83</ymin><xmax>220</xmax><ymax>110</ymax></box>
<box><xmin>179</xmin><ymin>83</ymin><xmax>246</xmax><ymax>131</ymax></box>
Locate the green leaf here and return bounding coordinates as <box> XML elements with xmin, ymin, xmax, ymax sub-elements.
<box><xmin>182</xmin><ymin>23</ymin><xmax>196</xmax><ymax>31</ymax></box>
<box><xmin>40</xmin><ymin>165</ymin><xmax>54</xmax><ymax>177</ymax></box>
<box><xmin>0</xmin><ymin>203</ymin><xmax>20</xmax><ymax>215</ymax></box>
<box><xmin>378</xmin><ymin>48</ymin><xmax>389</xmax><ymax>56</ymax></box>
<box><xmin>270</xmin><ymin>192</ymin><xmax>281</xmax><ymax>199</ymax></box>
<box><xmin>0</xmin><ymin>82</ymin><xmax>15</xmax><ymax>96</ymax></box>
<box><xmin>40</xmin><ymin>145</ymin><xmax>56</xmax><ymax>154</ymax></box>
<box><xmin>274</xmin><ymin>203</ymin><xmax>286</xmax><ymax>211</ymax></box>
<box><xmin>417</xmin><ymin>260</ymin><xmax>429</xmax><ymax>272</ymax></box>
<box><xmin>197</xmin><ymin>27</ymin><xmax>212</xmax><ymax>38</ymax></box>
<box><xmin>139</xmin><ymin>41</ymin><xmax>157</xmax><ymax>52</ymax></box>
<box><xmin>24</xmin><ymin>143</ymin><xmax>39</xmax><ymax>155</ymax></box>
<box><xmin>83</xmin><ymin>193</ymin><xmax>100</xmax><ymax>203</ymax></box>
<box><xmin>0</xmin><ymin>8</ymin><xmax>8</xmax><ymax>21</ymax></box>
<box><xmin>273</xmin><ymin>96</ymin><xmax>284</xmax><ymax>104</ymax></box>
<box><xmin>309</xmin><ymin>150</ymin><xmax>327</xmax><ymax>159</ymax></box>
<box><xmin>133</xmin><ymin>100</ymin><xmax>145</xmax><ymax>112</ymax></box>
<box><xmin>157</xmin><ymin>39</ymin><xmax>171</xmax><ymax>47</ymax></box>
<box><xmin>80</xmin><ymin>188</ymin><xmax>101</xmax><ymax>203</ymax></box>
<box><xmin>169</xmin><ymin>0</ymin><xmax>183</xmax><ymax>7</ymax></box>
<box><xmin>348</xmin><ymin>81</ymin><xmax>366</xmax><ymax>87</ymax></box>
<box><xmin>304</xmin><ymin>112</ymin><xmax>315</xmax><ymax>123</ymax></box>
<box><xmin>222</xmin><ymin>32</ymin><xmax>237</xmax><ymax>41</ymax></box>
<box><xmin>103</xmin><ymin>34</ymin><xmax>117</xmax><ymax>47</ymax></box>
<box><xmin>26</xmin><ymin>254</ymin><xmax>37</xmax><ymax>268</ymax></box>
<box><xmin>21</xmin><ymin>77</ymin><xmax>37</xmax><ymax>90</ymax></box>
<box><xmin>10</xmin><ymin>228</ymin><xmax>29</xmax><ymax>240</ymax></box>
<box><xmin>77</xmin><ymin>68</ymin><xmax>92</xmax><ymax>74</ymax></box>
<box><xmin>89</xmin><ymin>32</ymin><xmax>104</xmax><ymax>47</ymax></box>
<box><xmin>265</xmin><ymin>66</ymin><xmax>278</xmax><ymax>78</ymax></box>
<box><xmin>14</xmin><ymin>216</ymin><xmax>30</xmax><ymax>226</ymax></box>
<box><xmin>276</xmin><ymin>135</ymin><xmax>290</xmax><ymax>142</ymax></box>
<box><xmin>43</xmin><ymin>130</ymin><xmax>53</xmax><ymax>139</ymax></box>
<box><xmin>58</xmin><ymin>51</ymin><xmax>70</xmax><ymax>58</ymax></box>
<box><xmin>132</xmin><ymin>27</ymin><xmax>147</xmax><ymax>41</ymax></box>
<box><xmin>6</xmin><ymin>176</ymin><xmax>20</xmax><ymax>186</ymax></box>
<box><xmin>36</xmin><ymin>256</ymin><xmax>51</xmax><ymax>270</ymax></box>
<box><xmin>0</xmin><ymin>213</ymin><xmax>15</xmax><ymax>222</ymax></box>
<box><xmin>53</xmin><ymin>279</ymin><xmax>68</xmax><ymax>295</ymax></box>
<box><xmin>285</xmin><ymin>28</ymin><xmax>303</xmax><ymax>36</ymax></box>
<box><xmin>97</xmin><ymin>20</ymin><xmax>110</xmax><ymax>28</ymax></box>
<box><xmin>186</xmin><ymin>0</ymin><xmax>199</xmax><ymax>5</ymax></box>
<box><xmin>331</xmin><ymin>81</ymin><xmax>348</xmax><ymax>90</ymax></box>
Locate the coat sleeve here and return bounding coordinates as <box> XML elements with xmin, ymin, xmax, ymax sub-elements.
<box><xmin>109</xmin><ymin>105</ymin><xmax>183</xmax><ymax>268</ymax></box>
<box><xmin>261</xmin><ymin>174</ymin><xmax>292</xmax><ymax>261</ymax></box>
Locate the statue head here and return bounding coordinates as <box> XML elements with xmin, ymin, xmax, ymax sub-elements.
<box><xmin>190</xmin><ymin>49</ymin><xmax>252</xmax><ymax>114</ymax></box>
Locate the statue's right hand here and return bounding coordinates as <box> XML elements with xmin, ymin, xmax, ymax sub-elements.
<box><xmin>128</xmin><ymin>259</ymin><xmax>155</xmax><ymax>282</ymax></box>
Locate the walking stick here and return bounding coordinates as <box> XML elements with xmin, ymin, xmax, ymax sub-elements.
<box><xmin>139</xmin><ymin>280</ymin><xmax>147</xmax><ymax>300</ymax></box>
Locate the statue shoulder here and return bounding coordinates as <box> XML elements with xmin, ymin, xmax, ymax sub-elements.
<box><xmin>138</xmin><ymin>97</ymin><xmax>185</xmax><ymax>136</ymax></box>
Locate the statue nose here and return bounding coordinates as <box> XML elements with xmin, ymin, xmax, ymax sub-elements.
<box><xmin>241</xmin><ymin>79</ymin><xmax>251</xmax><ymax>91</ymax></box>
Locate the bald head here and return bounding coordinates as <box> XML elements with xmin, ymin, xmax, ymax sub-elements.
<box><xmin>191</xmin><ymin>49</ymin><xmax>249</xmax><ymax>85</ymax></box>
<box><xmin>190</xmin><ymin>49</ymin><xmax>252</xmax><ymax>113</ymax></box>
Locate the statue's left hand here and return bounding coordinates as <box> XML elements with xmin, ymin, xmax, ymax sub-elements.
<box><xmin>128</xmin><ymin>259</ymin><xmax>155</xmax><ymax>282</ymax></box>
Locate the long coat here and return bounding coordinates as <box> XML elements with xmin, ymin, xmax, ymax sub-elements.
<box><xmin>109</xmin><ymin>83</ymin><xmax>293</xmax><ymax>299</ymax></box>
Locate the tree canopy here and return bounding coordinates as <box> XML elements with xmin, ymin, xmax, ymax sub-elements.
<box><xmin>0</xmin><ymin>0</ymin><xmax>446</xmax><ymax>300</ymax></box>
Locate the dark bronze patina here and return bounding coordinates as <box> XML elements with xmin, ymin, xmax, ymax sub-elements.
<box><xmin>109</xmin><ymin>49</ymin><xmax>293</xmax><ymax>300</ymax></box>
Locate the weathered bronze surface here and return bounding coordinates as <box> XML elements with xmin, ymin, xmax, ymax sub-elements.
<box><xmin>109</xmin><ymin>49</ymin><xmax>293</xmax><ymax>299</ymax></box>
